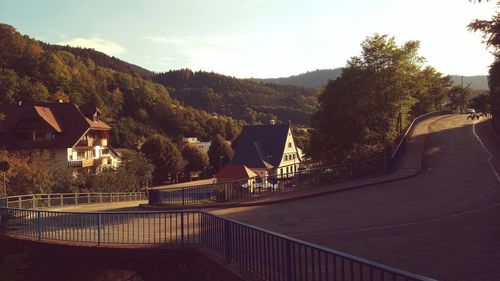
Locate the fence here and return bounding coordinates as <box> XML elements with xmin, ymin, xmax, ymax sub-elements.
<box><xmin>0</xmin><ymin>205</ymin><xmax>434</xmax><ymax>281</ymax></box>
<box><xmin>150</xmin><ymin>110</ymin><xmax>452</xmax><ymax>207</ymax></box>
<box><xmin>2</xmin><ymin>192</ymin><xmax>146</xmax><ymax>209</ymax></box>
<box><xmin>150</xmin><ymin>159</ymin><xmax>385</xmax><ymax>206</ymax></box>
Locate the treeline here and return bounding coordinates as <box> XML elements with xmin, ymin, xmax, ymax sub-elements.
<box><xmin>0</xmin><ymin>24</ymin><xmax>244</xmax><ymax>148</ymax></box>
<box><xmin>153</xmin><ymin>69</ymin><xmax>318</xmax><ymax>125</ymax></box>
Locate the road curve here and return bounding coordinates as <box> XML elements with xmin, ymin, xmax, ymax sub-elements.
<box><xmin>213</xmin><ymin>115</ymin><xmax>500</xmax><ymax>281</ymax></box>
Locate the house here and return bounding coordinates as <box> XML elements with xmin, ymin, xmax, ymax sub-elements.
<box><xmin>0</xmin><ymin>102</ymin><xmax>119</xmax><ymax>171</ymax></box>
<box><xmin>230</xmin><ymin>123</ymin><xmax>301</xmax><ymax>178</ymax></box>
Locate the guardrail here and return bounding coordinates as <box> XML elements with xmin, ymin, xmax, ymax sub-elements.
<box><xmin>150</xmin><ymin>110</ymin><xmax>452</xmax><ymax>207</ymax></box>
<box><xmin>0</xmin><ymin>205</ymin><xmax>434</xmax><ymax>281</ymax></box>
<box><xmin>150</xmin><ymin>159</ymin><xmax>385</xmax><ymax>206</ymax></box>
<box><xmin>390</xmin><ymin>110</ymin><xmax>452</xmax><ymax>164</ymax></box>
<box><xmin>2</xmin><ymin>192</ymin><xmax>147</xmax><ymax>209</ymax></box>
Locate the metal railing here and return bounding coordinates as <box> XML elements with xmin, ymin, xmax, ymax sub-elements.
<box><xmin>149</xmin><ymin>159</ymin><xmax>385</xmax><ymax>206</ymax></box>
<box><xmin>0</xmin><ymin>206</ymin><xmax>434</xmax><ymax>281</ymax></box>
<box><xmin>150</xmin><ymin>111</ymin><xmax>452</xmax><ymax>207</ymax></box>
<box><xmin>2</xmin><ymin>192</ymin><xmax>146</xmax><ymax>209</ymax></box>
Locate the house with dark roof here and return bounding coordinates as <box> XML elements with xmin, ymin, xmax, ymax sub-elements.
<box><xmin>0</xmin><ymin>102</ymin><xmax>119</xmax><ymax>171</ymax></box>
<box><xmin>230</xmin><ymin>123</ymin><xmax>301</xmax><ymax>178</ymax></box>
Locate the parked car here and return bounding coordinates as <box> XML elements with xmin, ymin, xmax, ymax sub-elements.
<box><xmin>466</xmin><ymin>109</ymin><xmax>476</xmax><ymax>114</ymax></box>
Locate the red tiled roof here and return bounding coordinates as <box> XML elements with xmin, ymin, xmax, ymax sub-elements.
<box><xmin>34</xmin><ymin>106</ymin><xmax>62</xmax><ymax>132</ymax></box>
<box><xmin>216</xmin><ymin>164</ymin><xmax>257</xmax><ymax>181</ymax></box>
<box><xmin>0</xmin><ymin>103</ymin><xmax>111</xmax><ymax>149</ymax></box>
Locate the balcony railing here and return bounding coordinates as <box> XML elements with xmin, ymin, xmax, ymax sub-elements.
<box><xmin>68</xmin><ymin>159</ymin><xmax>94</xmax><ymax>167</ymax></box>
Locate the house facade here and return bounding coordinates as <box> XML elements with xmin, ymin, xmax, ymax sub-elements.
<box><xmin>0</xmin><ymin>102</ymin><xmax>119</xmax><ymax>171</ymax></box>
<box><xmin>230</xmin><ymin>123</ymin><xmax>302</xmax><ymax>178</ymax></box>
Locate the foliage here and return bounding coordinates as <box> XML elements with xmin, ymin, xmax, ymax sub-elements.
<box><xmin>309</xmin><ymin>34</ymin><xmax>451</xmax><ymax>163</ymax></box>
<box><xmin>0</xmin><ymin>24</ymin><xmax>243</xmax><ymax>147</ymax></box>
<box><xmin>0</xmin><ymin>149</ymin><xmax>152</xmax><ymax>195</ymax></box>
<box><xmin>207</xmin><ymin>134</ymin><xmax>233</xmax><ymax>172</ymax></box>
<box><xmin>140</xmin><ymin>135</ymin><xmax>184</xmax><ymax>184</ymax></box>
<box><xmin>154</xmin><ymin>69</ymin><xmax>318</xmax><ymax>125</ymax></box>
<box><xmin>448</xmin><ymin>85</ymin><xmax>472</xmax><ymax>113</ymax></box>
<box><xmin>469</xmin><ymin>3</ymin><xmax>500</xmax><ymax>128</ymax></box>
<box><xmin>181</xmin><ymin>144</ymin><xmax>209</xmax><ymax>175</ymax></box>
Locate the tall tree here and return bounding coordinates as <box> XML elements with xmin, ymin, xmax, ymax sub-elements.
<box><xmin>309</xmin><ymin>34</ymin><xmax>449</xmax><ymax>163</ymax></box>
<box><xmin>207</xmin><ymin>134</ymin><xmax>233</xmax><ymax>172</ymax></box>
<box><xmin>140</xmin><ymin>135</ymin><xmax>184</xmax><ymax>184</ymax></box>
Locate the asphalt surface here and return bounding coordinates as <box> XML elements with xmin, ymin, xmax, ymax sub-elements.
<box><xmin>213</xmin><ymin>115</ymin><xmax>500</xmax><ymax>281</ymax></box>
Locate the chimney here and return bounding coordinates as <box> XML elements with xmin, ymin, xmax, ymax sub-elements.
<box><xmin>270</xmin><ymin>119</ymin><xmax>276</xmax><ymax>125</ymax></box>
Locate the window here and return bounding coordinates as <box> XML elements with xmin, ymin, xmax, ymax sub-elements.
<box><xmin>288</xmin><ymin>142</ymin><xmax>292</xmax><ymax>148</ymax></box>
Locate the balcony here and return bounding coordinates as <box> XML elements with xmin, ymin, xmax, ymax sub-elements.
<box><xmin>68</xmin><ymin>159</ymin><xmax>94</xmax><ymax>168</ymax></box>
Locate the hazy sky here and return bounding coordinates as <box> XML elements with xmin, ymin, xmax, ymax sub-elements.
<box><xmin>0</xmin><ymin>0</ymin><xmax>497</xmax><ymax>78</ymax></box>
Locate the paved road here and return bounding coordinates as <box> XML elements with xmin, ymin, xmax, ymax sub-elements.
<box><xmin>213</xmin><ymin>115</ymin><xmax>500</xmax><ymax>281</ymax></box>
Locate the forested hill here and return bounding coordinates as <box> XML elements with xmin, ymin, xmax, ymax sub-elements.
<box><xmin>259</xmin><ymin>69</ymin><xmax>489</xmax><ymax>91</ymax></box>
<box><xmin>153</xmin><ymin>70</ymin><xmax>318</xmax><ymax>125</ymax></box>
<box><xmin>258</xmin><ymin>69</ymin><xmax>343</xmax><ymax>88</ymax></box>
<box><xmin>44</xmin><ymin>44</ymin><xmax>154</xmax><ymax>79</ymax></box>
<box><xmin>0</xmin><ymin>24</ymin><xmax>244</xmax><ymax>148</ymax></box>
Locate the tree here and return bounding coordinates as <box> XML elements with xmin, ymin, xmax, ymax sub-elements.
<box><xmin>140</xmin><ymin>135</ymin><xmax>184</xmax><ymax>184</ymax></box>
<box><xmin>310</xmin><ymin>34</ymin><xmax>449</xmax><ymax>163</ymax></box>
<box><xmin>207</xmin><ymin>134</ymin><xmax>233</xmax><ymax>172</ymax></box>
<box><xmin>448</xmin><ymin>85</ymin><xmax>472</xmax><ymax>113</ymax></box>
<box><xmin>469</xmin><ymin>5</ymin><xmax>500</xmax><ymax>128</ymax></box>
<box><xmin>181</xmin><ymin>144</ymin><xmax>209</xmax><ymax>178</ymax></box>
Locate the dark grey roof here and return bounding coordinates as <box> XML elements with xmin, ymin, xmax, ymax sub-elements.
<box><xmin>230</xmin><ymin>124</ymin><xmax>290</xmax><ymax>169</ymax></box>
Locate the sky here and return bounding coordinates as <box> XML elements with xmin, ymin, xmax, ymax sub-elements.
<box><xmin>0</xmin><ymin>0</ymin><xmax>498</xmax><ymax>78</ymax></box>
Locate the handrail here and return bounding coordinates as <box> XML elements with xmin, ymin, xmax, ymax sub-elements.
<box><xmin>1</xmin><ymin>192</ymin><xmax>147</xmax><ymax>209</ymax></box>
<box><xmin>0</xmin><ymin>201</ymin><xmax>435</xmax><ymax>281</ymax></box>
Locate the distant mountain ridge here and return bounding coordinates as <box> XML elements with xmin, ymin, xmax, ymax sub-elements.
<box><xmin>259</xmin><ymin>68</ymin><xmax>489</xmax><ymax>91</ymax></box>
<box><xmin>258</xmin><ymin>69</ymin><xmax>342</xmax><ymax>89</ymax></box>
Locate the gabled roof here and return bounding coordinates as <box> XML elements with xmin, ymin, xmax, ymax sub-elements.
<box><xmin>230</xmin><ymin>123</ymin><xmax>290</xmax><ymax>169</ymax></box>
<box><xmin>34</xmin><ymin>106</ymin><xmax>62</xmax><ymax>132</ymax></box>
<box><xmin>0</xmin><ymin>103</ymin><xmax>111</xmax><ymax>149</ymax></box>
<box><xmin>216</xmin><ymin>164</ymin><xmax>257</xmax><ymax>181</ymax></box>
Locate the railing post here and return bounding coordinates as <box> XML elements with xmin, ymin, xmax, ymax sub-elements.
<box><xmin>99</xmin><ymin>193</ymin><xmax>103</xmax><ymax>203</ymax></box>
<box><xmin>75</xmin><ymin>194</ymin><xmax>78</xmax><ymax>205</ymax></box>
<box><xmin>87</xmin><ymin>193</ymin><xmax>91</xmax><ymax>204</ymax></box>
<box><xmin>97</xmin><ymin>213</ymin><xmax>102</xmax><ymax>245</ymax></box>
<box><xmin>180</xmin><ymin>212</ymin><xmax>184</xmax><ymax>246</ymax></box>
<box><xmin>224</xmin><ymin>220</ymin><xmax>231</xmax><ymax>264</ymax></box>
<box><xmin>182</xmin><ymin>187</ymin><xmax>185</xmax><ymax>206</ymax></box>
<box><xmin>286</xmin><ymin>239</ymin><xmax>292</xmax><ymax>281</ymax></box>
<box><xmin>36</xmin><ymin>210</ymin><xmax>42</xmax><ymax>240</ymax></box>
<box><xmin>60</xmin><ymin>194</ymin><xmax>64</xmax><ymax>206</ymax></box>
<box><xmin>32</xmin><ymin>195</ymin><xmax>36</xmax><ymax>209</ymax></box>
